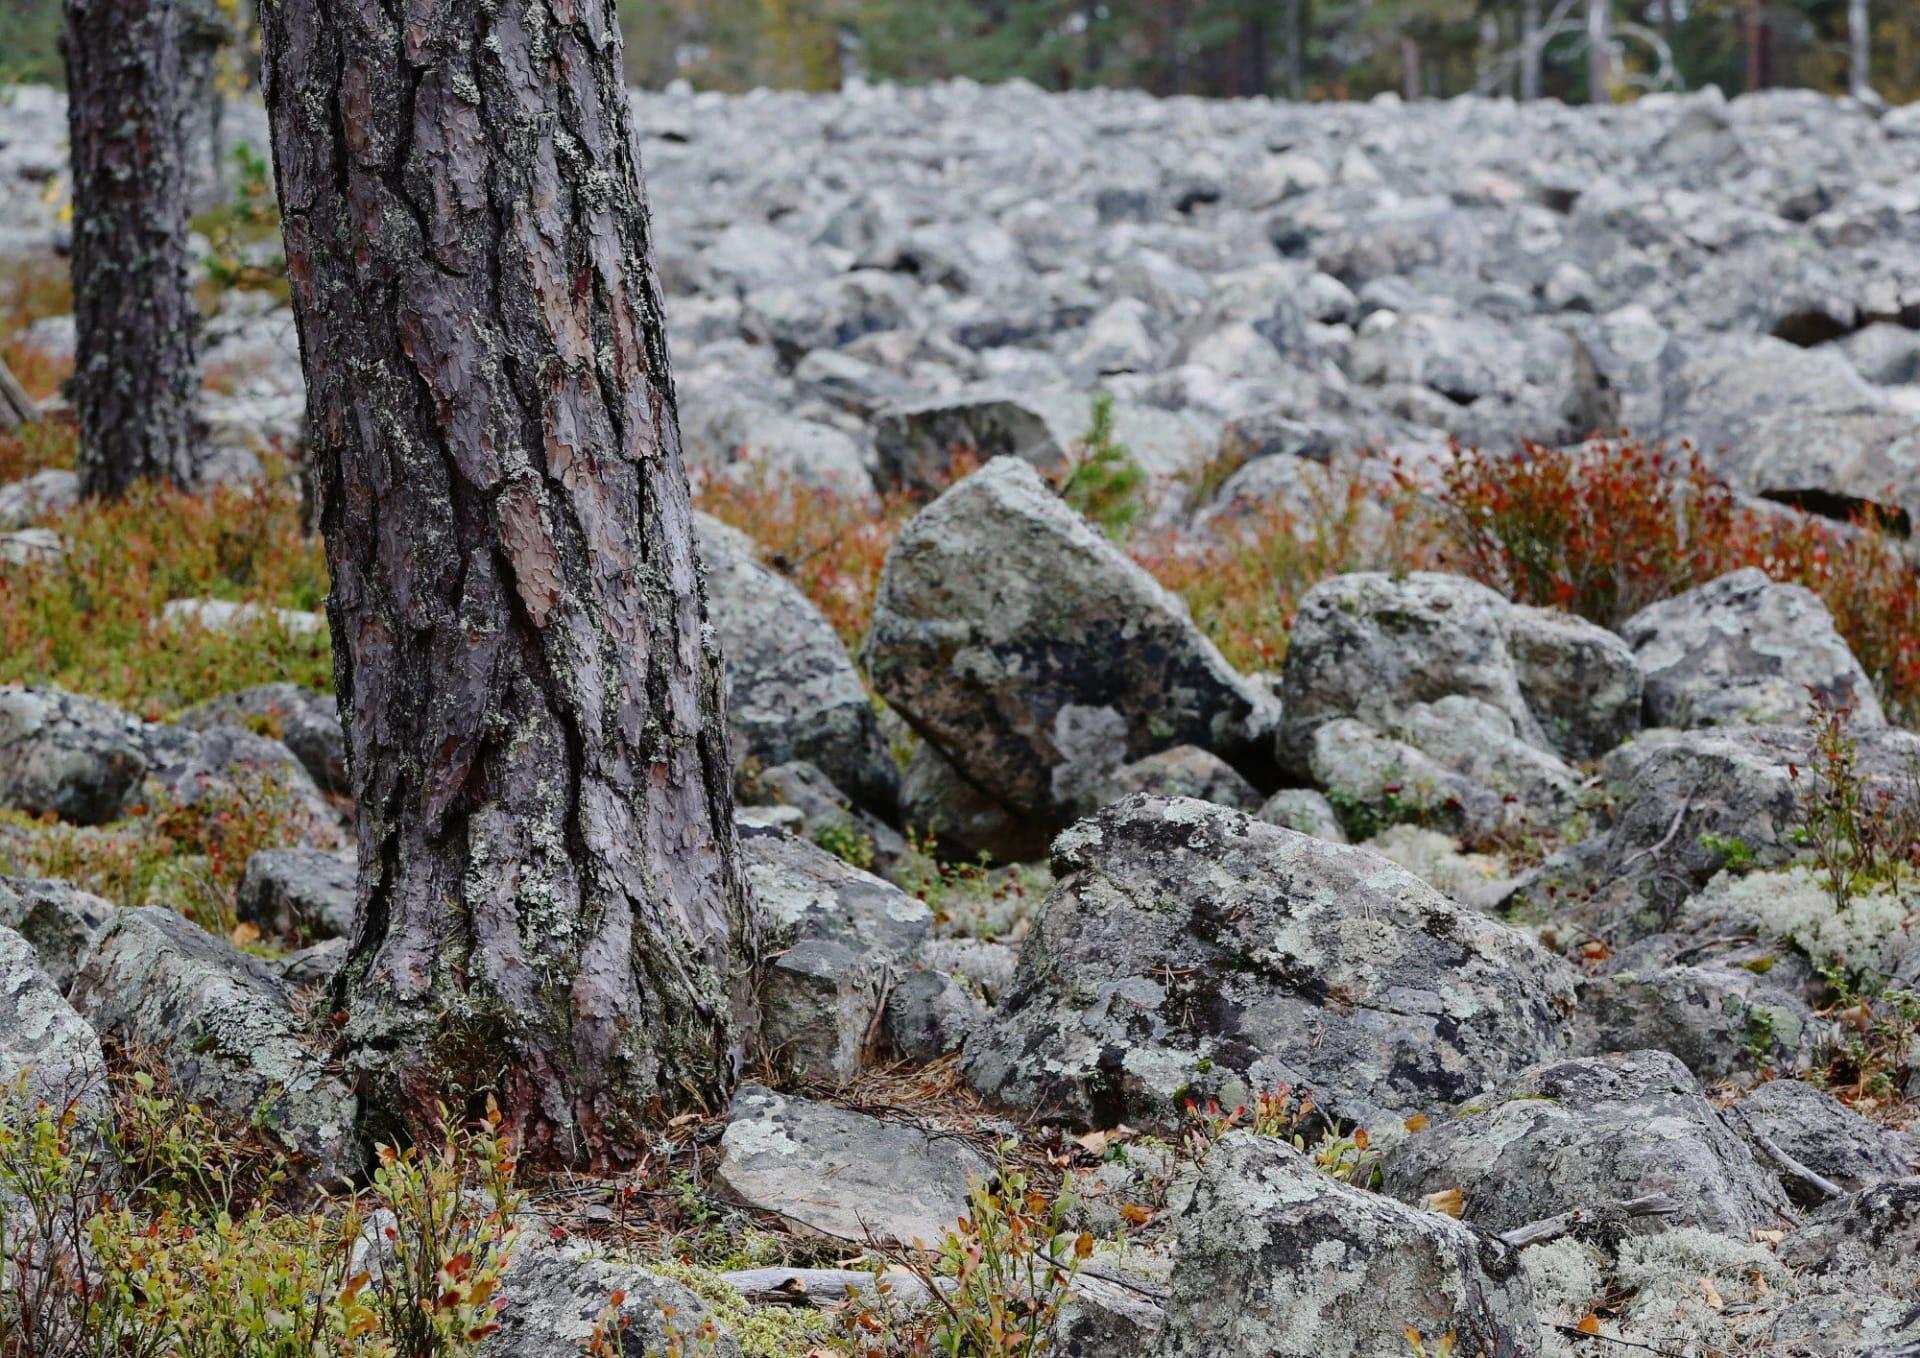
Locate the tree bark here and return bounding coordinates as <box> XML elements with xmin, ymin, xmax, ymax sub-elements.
<box><xmin>256</xmin><ymin>0</ymin><xmax>757</xmax><ymax>1165</ymax></box>
<box><xmin>63</xmin><ymin>0</ymin><xmax>200</xmax><ymax>499</ymax></box>
<box><xmin>1520</xmin><ymin>0</ymin><xmax>1542</xmax><ymax>99</ymax></box>
<box><xmin>1586</xmin><ymin>0</ymin><xmax>1611</xmax><ymax>103</ymax></box>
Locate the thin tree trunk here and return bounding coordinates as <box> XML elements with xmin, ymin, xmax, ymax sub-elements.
<box><xmin>1850</xmin><ymin>0</ymin><xmax>1872</xmax><ymax>98</ymax></box>
<box><xmin>1285</xmin><ymin>0</ymin><xmax>1307</xmax><ymax>99</ymax></box>
<box><xmin>1746</xmin><ymin>0</ymin><xmax>1769</xmax><ymax>91</ymax></box>
<box><xmin>1402</xmin><ymin>34</ymin><xmax>1422</xmax><ymax>99</ymax></box>
<box><xmin>63</xmin><ymin>0</ymin><xmax>199</xmax><ymax>499</ymax></box>
<box><xmin>1521</xmin><ymin>0</ymin><xmax>1542</xmax><ymax>100</ymax></box>
<box><xmin>1586</xmin><ymin>0</ymin><xmax>1611</xmax><ymax>103</ymax></box>
<box><xmin>257</xmin><ymin>0</ymin><xmax>756</xmax><ymax>1164</ymax></box>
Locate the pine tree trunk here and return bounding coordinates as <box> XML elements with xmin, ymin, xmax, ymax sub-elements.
<box><xmin>256</xmin><ymin>0</ymin><xmax>756</xmax><ymax>1165</ymax></box>
<box><xmin>1850</xmin><ymin>0</ymin><xmax>1872</xmax><ymax>98</ymax></box>
<box><xmin>1586</xmin><ymin>0</ymin><xmax>1611</xmax><ymax>103</ymax></box>
<box><xmin>63</xmin><ymin>0</ymin><xmax>199</xmax><ymax>499</ymax></box>
<box><xmin>1521</xmin><ymin>0</ymin><xmax>1542</xmax><ymax>100</ymax></box>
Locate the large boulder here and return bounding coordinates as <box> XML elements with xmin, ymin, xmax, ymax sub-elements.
<box><xmin>1382</xmin><ymin>1050</ymin><xmax>1788</xmax><ymax>1240</ymax></box>
<box><xmin>67</xmin><ymin>907</ymin><xmax>358</xmax><ymax>1178</ymax></box>
<box><xmin>696</xmin><ymin>514</ymin><xmax>898</xmax><ymax>816</ymax></box>
<box><xmin>713</xmin><ymin>1085</ymin><xmax>986</xmax><ymax>1246</ymax></box>
<box><xmin>738</xmin><ymin>822</ymin><xmax>931</xmax><ymax>1081</ymax></box>
<box><xmin>236</xmin><ymin>847</ymin><xmax>357</xmax><ymax>944</ymax></box>
<box><xmin>0</xmin><ymin>877</ymin><xmax>114</xmax><ymax>991</ymax></box>
<box><xmin>1620</xmin><ymin>568</ymin><xmax>1883</xmax><ymax>729</ymax></box>
<box><xmin>0</xmin><ymin>925</ymin><xmax>107</xmax><ymax>1113</ymax></box>
<box><xmin>965</xmin><ymin>797</ymin><xmax>1575</xmax><ymax>1132</ymax></box>
<box><xmin>1572</xmin><ymin>955</ymin><xmax>1828</xmax><ymax>1082</ymax></box>
<box><xmin>1278</xmin><ymin>573</ymin><xmax>1641</xmax><ymax>780</ymax></box>
<box><xmin>0</xmin><ymin>686</ymin><xmax>148</xmax><ymax>825</ymax></box>
<box><xmin>864</xmin><ymin>459</ymin><xmax>1271</xmax><ymax>839</ymax></box>
<box><xmin>1151</xmin><ymin>1133</ymin><xmax>1537</xmax><ymax>1358</ymax></box>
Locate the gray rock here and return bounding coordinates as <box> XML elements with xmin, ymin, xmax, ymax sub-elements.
<box><xmin>739</xmin><ymin>823</ymin><xmax>931</xmax><ymax>1081</ymax></box>
<box><xmin>1620</xmin><ymin>569</ymin><xmax>1884</xmax><ymax>729</ymax></box>
<box><xmin>0</xmin><ymin>877</ymin><xmax>114</xmax><ymax>991</ymax></box>
<box><xmin>1382</xmin><ymin>1050</ymin><xmax>1788</xmax><ymax>1240</ymax></box>
<box><xmin>1081</xmin><ymin>744</ymin><xmax>1262</xmax><ymax>814</ymax></box>
<box><xmin>1252</xmin><ymin>787</ymin><xmax>1348</xmax><ymax>843</ymax></box>
<box><xmin>1509</xmin><ymin>724</ymin><xmax>1920</xmax><ymax>939</ymax></box>
<box><xmin>1507</xmin><ymin>604</ymin><xmax>1644</xmax><ymax>760</ymax></box>
<box><xmin>236</xmin><ymin>847</ymin><xmax>356</xmax><ymax>943</ymax></box>
<box><xmin>0</xmin><ymin>469</ymin><xmax>79</xmax><ymax>530</ymax></box>
<box><xmin>865</xmin><ymin>458</ymin><xmax>1270</xmax><ymax>836</ymax></box>
<box><xmin>1777</xmin><ymin>1178</ymin><xmax>1920</xmax><ymax>1298</ymax></box>
<box><xmin>0</xmin><ymin>925</ymin><xmax>107</xmax><ymax>1113</ymax></box>
<box><xmin>713</xmin><ymin>1084</ymin><xmax>988</xmax><ymax>1246</ymax></box>
<box><xmin>140</xmin><ymin>722</ymin><xmax>340</xmax><ymax>846</ymax></box>
<box><xmin>965</xmin><ymin>796</ymin><xmax>1575</xmax><ymax>1132</ymax></box>
<box><xmin>1573</xmin><ymin>960</ymin><xmax>1829</xmax><ymax>1083</ymax></box>
<box><xmin>1723</xmin><ymin>1080</ymin><xmax>1917</xmax><ymax>1201</ymax></box>
<box><xmin>753</xmin><ymin>760</ymin><xmax>907</xmax><ymax>870</ymax></box>
<box><xmin>1058</xmin><ymin>1270</ymin><xmax>1164</xmax><ymax>1358</ymax></box>
<box><xmin>896</xmin><ymin>740</ymin><xmax>1049</xmax><ymax>864</ymax></box>
<box><xmin>0</xmin><ymin>686</ymin><xmax>148</xmax><ymax>825</ymax></box>
<box><xmin>697</xmin><ymin>515</ymin><xmax>898</xmax><ymax>818</ymax></box>
<box><xmin>884</xmin><ymin>967</ymin><xmax>987</xmax><ymax>1063</ymax></box>
<box><xmin>1152</xmin><ymin>1133</ymin><xmax>1537</xmax><ymax>1358</ymax></box>
<box><xmin>275</xmin><ymin>937</ymin><xmax>349</xmax><ymax>989</ymax></box>
<box><xmin>175</xmin><ymin>683</ymin><xmax>348</xmax><ymax>796</ymax></box>
<box><xmin>1305</xmin><ymin>716</ymin><xmax>1506</xmax><ymax>839</ymax></box>
<box><xmin>481</xmin><ymin>1245</ymin><xmax>742</xmax><ymax>1358</ymax></box>
<box><xmin>67</xmin><ymin>906</ymin><xmax>359</xmax><ymax>1178</ymax></box>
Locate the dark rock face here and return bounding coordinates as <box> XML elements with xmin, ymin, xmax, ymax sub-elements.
<box><xmin>965</xmin><ymin>796</ymin><xmax>1575</xmax><ymax>1132</ymax></box>
<box><xmin>237</xmin><ymin>847</ymin><xmax>357</xmax><ymax>943</ymax></box>
<box><xmin>865</xmin><ymin>458</ymin><xmax>1272</xmax><ymax>842</ymax></box>
<box><xmin>1724</xmin><ymin>1081</ymin><xmax>1917</xmax><ymax>1201</ymax></box>
<box><xmin>1382</xmin><ymin>1050</ymin><xmax>1787</xmax><ymax>1239</ymax></box>
<box><xmin>1573</xmin><ymin>959</ymin><xmax>1828</xmax><ymax>1082</ymax></box>
<box><xmin>0</xmin><ymin>686</ymin><xmax>149</xmax><ymax>825</ymax></box>
<box><xmin>0</xmin><ymin>877</ymin><xmax>114</xmax><ymax>991</ymax></box>
<box><xmin>1152</xmin><ymin>1134</ymin><xmax>1537</xmax><ymax>1358</ymax></box>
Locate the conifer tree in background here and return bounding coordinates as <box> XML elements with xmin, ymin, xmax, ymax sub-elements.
<box><xmin>62</xmin><ymin>0</ymin><xmax>200</xmax><ymax>498</ymax></box>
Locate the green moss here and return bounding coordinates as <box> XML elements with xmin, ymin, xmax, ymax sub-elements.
<box><xmin>648</xmin><ymin>1257</ymin><xmax>834</xmax><ymax>1358</ymax></box>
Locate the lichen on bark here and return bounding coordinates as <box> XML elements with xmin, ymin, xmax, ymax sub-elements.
<box><xmin>257</xmin><ymin>0</ymin><xmax>756</xmax><ymax>1165</ymax></box>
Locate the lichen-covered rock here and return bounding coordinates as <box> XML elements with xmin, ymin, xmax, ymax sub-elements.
<box><xmin>1058</xmin><ymin>1269</ymin><xmax>1164</xmax><ymax>1358</ymax></box>
<box><xmin>0</xmin><ymin>925</ymin><xmax>106</xmax><ymax>1112</ymax></box>
<box><xmin>0</xmin><ymin>686</ymin><xmax>148</xmax><ymax>825</ymax></box>
<box><xmin>1724</xmin><ymin>1081</ymin><xmax>1917</xmax><ymax>1201</ymax></box>
<box><xmin>1620</xmin><ymin>569</ymin><xmax>1883</xmax><ymax>729</ymax></box>
<box><xmin>1573</xmin><ymin>960</ymin><xmax>1828</xmax><ymax>1082</ymax></box>
<box><xmin>67</xmin><ymin>907</ymin><xmax>358</xmax><ymax>1178</ymax></box>
<box><xmin>176</xmin><ymin>682</ymin><xmax>348</xmax><ymax>796</ymax></box>
<box><xmin>713</xmin><ymin>1085</ymin><xmax>987</xmax><ymax>1246</ymax></box>
<box><xmin>897</xmin><ymin>740</ymin><xmax>1050</xmax><ymax>864</ymax></box>
<box><xmin>1509</xmin><ymin>725</ymin><xmax>1920</xmax><ymax>939</ymax></box>
<box><xmin>0</xmin><ymin>876</ymin><xmax>114</xmax><ymax>991</ymax></box>
<box><xmin>697</xmin><ymin>515</ymin><xmax>898</xmax><ymax>817</ymax></box>
<box><xmin>1253</xmin><ymin>787</ymin><xmax>1347</xmax><ymax>843</ymax></box>
<box><xmin>1382</xmin><ymin>1051</ymin><xmax>1787</xmax><ymax>1240</ymax></box>
<box><xmin>1081</xmin><ymin>744</ymin><xmax>1261</xmax><ymax>814</ymax></box>
<box><xmin>864</xmin><ymin>458</ymin><xmax>1270</xmax><ymax>837</ymax></box>
<box><xmin>739</xmin><ymin>824</ymin><xmax>931</xmax><ymax>1081</ymax></box>
<box><xmin>1305</xmin><ymin>717</ymin><xmax>1506</xmax><ymax>839</ymax></box>
<box><xmin>481</xmin><ymin>1245</ymin><xmax>742</xmax><ymax>1358</ymax></box>
<box><xmin>1151</xmin><ymin>1133</ymin><xmax>1537</xmax><ymax>1358</ymax></box>
<box><xmin>1507</xmin><ymin>604</ymin><xmax>1644</xmax><ymax>760</ymax></box>
<box><xmin>139</xmin><ymin>722</ymin><xmax>340</xmax><ymax>846</ymax></box>
<box><xmin>753</xmin><ymin>760</ymin><xmax>907</xmax><ymax>871</ymax></box>
<box><xmin>237</xmin><ymin>847</ymin><xmax>356</xmax><ymax>943</ymax></box>
<box><xmin>965</xmin><ymin>796</ymin><xmax>1575</xmax><ymax>1132</ymax></box>
<box><xmin>1777</xmin><ymin>1178</ymin><xmax>1920</xmax><ymax>1292</ymax></box>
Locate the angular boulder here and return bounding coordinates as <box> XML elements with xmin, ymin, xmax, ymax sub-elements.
<box><xmin>1382</xmin><ymin>1050</ymin><xmax>1787</xmax><ymax>1239</ymax></box>
<box><xmin>1151</xmin><ymin>1134</ymin><xmax>1537</xmax><ymax>1358</ymax></box>
<box><xmin>0</xmin><ymin>686</ymin><xmax>148</xmax><ymax>825</ymax></box>
<box><xmin>237</xmin><ymin>847</ymin><xmax>357</xmax><ymax>943</ymax></box>
<box><xmin>0</xmin><ymin>876</ymin><xmax>114</xmax><ymax>991</ymax></box>
<box><xmin>1081</xmin><ymin>744</ymin><xmax>1262</xmax><ymax>815</ymax></box>
<box><xmin>713</xmin><ymin>1085</ymin><xmax>986</xmax><ymax>1246</ymax></box>
<box><xmin>864</xmin><ymin>459</ymin><xmax>1271</xmax><ymax>837</ymax></box>
<box><xmin>1723</xmin><ymin>1081</ymin><xmax>1916</xmax><ymax>1202</ymax></box>
<box><xmin>0</xmin><ymin>925</ymin><xmax>107</xmax><ymax>1113</ymax></box>
<box><xmin>176</xmin><ymin>682</ymin><xmax>348</xmax><ymax>796</ymax></box>
<box><xmin>1620</xmin><ymin>568</ymin><xmax>1883</xmax><ymax>729</ymax></box>
<box><xmin>696</xmin><ymin>515</ymin><xmax>898</xmax><ymax>816</ymax></box>
<box><xmin>67</xmin><ymin>907</ymin><xmax>358</xmax><ymax>1178</ymax></box>
<box><xmin>481</xmin><ymin>1246</ymin><xmax>742</xmax><ymax>1358</ymax></box>
<box><xmin>965</xmin><ymin>796</ymin><xmax>1575</xmax><ymax>1132</ymax></box>
<box><xmin>739</xmin><ymin>823</ymin><xmax>931</xmax><ymax>1082</ymax></box>
<box><xmin>1573</xmin><ymin>958</ymin><xmax>1828</xmax><ymax>1082</ymax></box>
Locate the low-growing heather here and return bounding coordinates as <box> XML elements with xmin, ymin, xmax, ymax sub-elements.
<box><xmin>0</xmin><ymin>468</ymin><xmax>331</xmax><ymax>716</ymax></box>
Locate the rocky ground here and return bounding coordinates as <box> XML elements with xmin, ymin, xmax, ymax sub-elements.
<box><xmin>3</xmin><ymin>79</ymin><xmax>1920</xmax><ymax>1356</ymax></box>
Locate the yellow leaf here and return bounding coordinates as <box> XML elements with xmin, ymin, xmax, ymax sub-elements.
<box><xmin>1404</xmin><ymin>1114</ymin><xmax>1430</xmax><ymax>1133</ymax></box>
<box><xmin>1119</xmin><ymin>1202</ymin><xmax>1151</xmax><ymax>1226</ymax></box>
<box><xmin>1073</xmin><ymin>1231</ymin><xmax>1094</xmax><ymax>1259</ymax></box>
<box><xmin>1421</xmin><ymin>1187</ymin><xmax>1465</xmax><ymax>1218</ymax></box>
<box><xmin>230</xmin><ymin>921</ymin><xmax>261</xmax><ymax>946</ymax></box>
<box><xmin>1353</xmin><ymin>1127</ymin><xmax>1370</xmax><ymax>1150</ymax></box>
<box><xmin>1698</xmin><ymin>1277</ymin><xmax>1724</xmax><ymax>1310</ymax></box>
<box><xmin>1576</xmin><ymin>1313</ymin><xmax>1602</xmax><ymax>1335</ymax></box>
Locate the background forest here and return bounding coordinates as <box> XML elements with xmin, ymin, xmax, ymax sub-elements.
<box><xmin>3</xmin><ymin>0</ymin><xmax>1918</xmax><ymax>103</ymax></box>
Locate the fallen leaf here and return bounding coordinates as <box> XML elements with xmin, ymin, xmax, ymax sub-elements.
<box><xmin>1076</xmin><ymin>1129</ymin><xmax>1115</xmax><ymax>1155</ymax></box>
<box><xmin>1421</xmin><ymin>1187</ymin><xmax>1464</xmax><ymax>1218</ymax></box>
<box><xmin>1119</xmin><ymin>1202</ymin><xmax>1151</xmax><ymax>1226</ymax></box>
<box><xmin>1698</xmin><ymin>1277</ymin><xmax>1724</xmax><ymax>1310</ymax></box>
<box><xmin>230</xmin><ymin>921</ymin><xmax>261</xmax><ymax>946</ymax></box>
<box><xmin>1576</xmin><ymin>1313</ymin><xmax>1601</xmax><ymax>1335</ymax></box>
<box><xmin>1404</xmin><ymin>1114</ymin><xmax>1430</xmax><ymax>1133</ymax></box>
